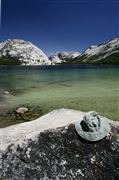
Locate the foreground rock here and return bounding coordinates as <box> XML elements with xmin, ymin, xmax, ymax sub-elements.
<box><xmin>0</xmin><ymin>109</ymin><xmax>119</xmax><ymax>179</ymax></box>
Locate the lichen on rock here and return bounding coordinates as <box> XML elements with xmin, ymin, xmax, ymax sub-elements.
<box><xmin>0</xmin><ymin>109</ymin><xmax>119</xmax><ymax>180</ymax></box>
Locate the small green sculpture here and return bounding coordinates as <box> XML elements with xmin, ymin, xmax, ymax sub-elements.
<box><xmin>75</xmin><ymin>111</ymin><xmax>110</xmax><ymax>141</ymax></box>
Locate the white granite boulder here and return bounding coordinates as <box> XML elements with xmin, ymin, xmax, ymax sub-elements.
<box><xmin>0</xmin><ymin>109</ymin><xmax>119</xmax><ymax>179</ymax></box>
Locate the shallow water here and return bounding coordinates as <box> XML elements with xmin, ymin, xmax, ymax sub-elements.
<box><xmin>0</xmin><ymin>65</ymin><xmax>119</xmax><ymax>127</ymax></box>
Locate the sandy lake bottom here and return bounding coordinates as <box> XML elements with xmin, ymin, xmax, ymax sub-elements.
<box><xmin>0</xmin><ymin>65</ymin><xmax>118</xmax><ymax>127</ymax></box>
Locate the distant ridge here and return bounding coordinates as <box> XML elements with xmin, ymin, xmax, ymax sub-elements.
<box><xmin>56</xmin><ymin>37</ymin><xmax>119</xmax><ymax>64</ymax></box>
<box><xmin>0</xmin><ymin>37</ymin><xmax>119</xmax><ymax>65</ymax></box>
<box><xmin>49</xmin><ymin>51</ymin><xmax>81</xmax><ymax>64</ymax></box>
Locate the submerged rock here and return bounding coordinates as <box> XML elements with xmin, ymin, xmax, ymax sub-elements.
<box><xmin>3</xmin><ymin>91</ymin><xmax>10</xmax><ymax>95</ymax></box>
<box><xmin>0</xmin><ymin>109</ymin><xmax>119</xmax><ymax>180</ymax></box>
<box><xmin>15</xmin><ymin>107</ymin><xmax>29</xmax><ymax>114</ymax></box>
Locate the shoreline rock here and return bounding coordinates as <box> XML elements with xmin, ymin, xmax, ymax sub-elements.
<box><xmin>3</xmin><ymin>91</ymin><xmax>10</xmax><ymax>95</ymax></box>
<box><xmin>0</xmin><ymin>109</ymin><xmax>119</xmax><ymax>179</ymax></box>
<box><xmin>15</xmin><ymin>107</ymin><xmax>29</xmax><ymax>114</ymax></box>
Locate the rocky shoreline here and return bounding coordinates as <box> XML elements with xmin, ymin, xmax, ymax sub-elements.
<box><xmin>0</xmin><ymin>109</ymin><xmax>119</xmax><ymax>179</ymax></box>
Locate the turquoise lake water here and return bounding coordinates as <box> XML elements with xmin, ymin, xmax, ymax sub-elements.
<box><xmin>0</xmin><ymin>65</ymin><xmax>119</xmax><ymax>127</ymax></box>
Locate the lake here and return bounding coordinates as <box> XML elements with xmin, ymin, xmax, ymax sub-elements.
<box><xmin>0</xmin><ymin>65</ymin><xmax>119</xmax><ymax>127</ymax></box>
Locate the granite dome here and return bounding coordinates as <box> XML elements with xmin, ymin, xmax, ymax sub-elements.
<box><xmin>0</xmin><ymin>39</ymin><xmax>51</xmax><ymax>65</ymax></box>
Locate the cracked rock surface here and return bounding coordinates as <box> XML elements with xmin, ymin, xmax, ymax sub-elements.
<box><xmin>0</xmin><ymin>109</ymin><xmax>119</xmax><ymax>180</ymax></box>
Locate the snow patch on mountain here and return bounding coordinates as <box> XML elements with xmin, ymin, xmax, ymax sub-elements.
<box><xmin>49</xmin><ymin>51</ymin><xmax>81</xmax><ymax>64</ymax></box>
<box><xmin>84</xmin><ymin>37</ymin><xmax>119</xmax><ymax>56</ymax></box>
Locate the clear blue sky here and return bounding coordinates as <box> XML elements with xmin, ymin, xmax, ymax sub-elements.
<box><xmin>1</xmin><ymin>0</ymin><xmax>119</xmax><ymax>55</ymax></box>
